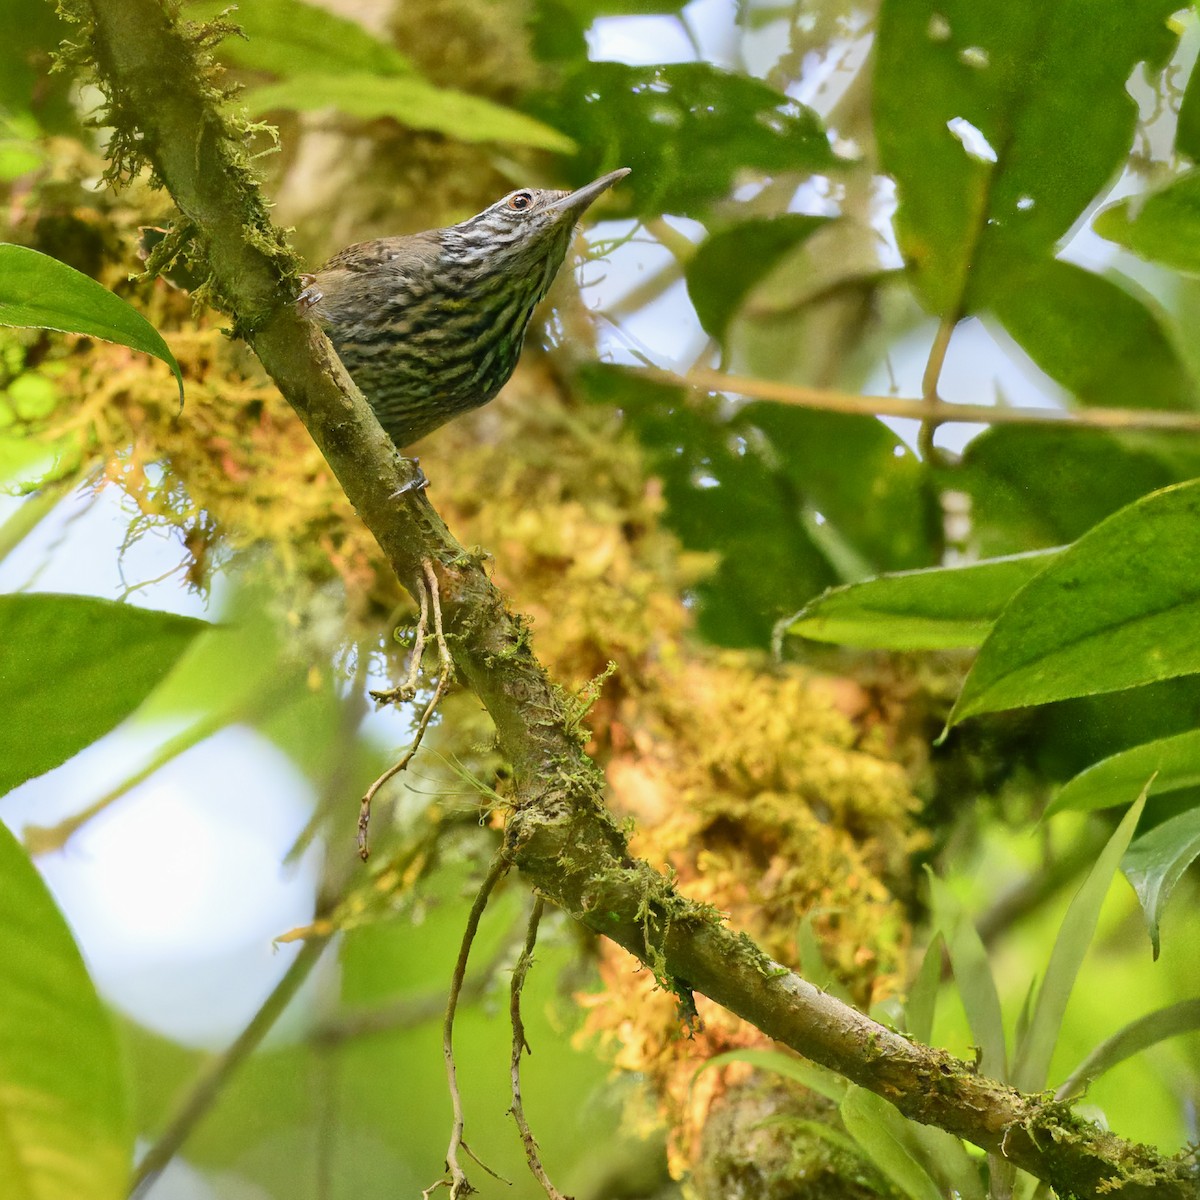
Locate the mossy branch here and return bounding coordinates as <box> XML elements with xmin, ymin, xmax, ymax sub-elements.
<box><xmin>78</xmin><ymin>2</ymin><xmax>1197</xmax><ymax>1197</ymax></box>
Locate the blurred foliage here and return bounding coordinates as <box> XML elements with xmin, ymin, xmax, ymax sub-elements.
<box><xmin>2</xmin><ymin>0</ymin><xmax>1200</xmax><ymax>1199</ymax></box>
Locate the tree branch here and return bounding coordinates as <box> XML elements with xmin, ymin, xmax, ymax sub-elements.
<box><xmin>640</xmin><ymin>363</ymin><xmax>1200</xmax><ymax>434</ymax></box>
<box><xmin>79</xmin><ymin>3</ymin><xmax>1198</xmax><ymax>1197</ymax></box>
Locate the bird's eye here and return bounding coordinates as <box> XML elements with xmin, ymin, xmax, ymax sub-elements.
<box><xmin>508</xmin><ymin>191</ymin><xmax>534</xmax><ymax>211</ymax></box>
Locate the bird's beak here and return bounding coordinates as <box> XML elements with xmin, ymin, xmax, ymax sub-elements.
<box><xmin>545</xmin><ymin>167</ymin><xmax>631</xmax><ymax>216</ymax></box>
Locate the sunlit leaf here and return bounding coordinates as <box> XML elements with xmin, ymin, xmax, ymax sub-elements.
<box><xmin>685</xmin><ymin>215</ymin><xmax>830</xmax><ymax>342</ymax></box>
<box><xmin>1121</xmin><ymin>805</ymin><xmax>1200</xmax><ymax>958</ymax></box>
<box><xmin>696</xmin><ymin>1048</ymin><xmax>847</xmax><ymax>1104</ymax></box>
<box><xmin>1056</xmin><ymin>997</ymin><xmax>1200</xmax><ymax>1099</ymax></box>
<box><xmin>536</xmin><ymin>61</ymin><xmax>837</xmax><ymax>219</ymax></box>
<box><xmin>785</xmin><ymin>550</ymin><xmax>1057</xmax><ymax>650</ymax></box>
<box><xmin>949</xmin><ymin>480</ymin><xmax>1200</xmax><ymax>725</ymax></box>
<box><xmin>874</xmin><ymin>0</ymin><xmax>1178</xmax><ymax>314</ymax></box>
<box><xmin>904</xmin><ymin>933</ymin><xmax>945</xmax><ymax>1045</ymax></box>
<box><xmin>927</xmin><ymin>871</ymin><xmax>1007</xmax><ymax>1080</ymax></box>
<box><xmin>989</xmin><ymin>259</ymin><xmax>1195</xmax><ymax>410</ymax></box>
<box><xmin>243</xmin><ymin>75</ymin><xmax>576</xmax><ymax>153</ymax></box>
<box><xmin>1011</xmin><ymin>791</ymin><xmax>1146</xmax><ymax>1092</ymax></box>
<box><xmin>191</xmin><ymin>0</ymin><xmax>414</xmax><ymax>77</ymax></box>
<box><xmin>0</xmin><ymin>244</ymin><xmax>184</xmax><ymax>403</ymax></box>
<box><xmin>1047</xmin><ymin>729</ymin><xmax>1200</xmax><ymax>816</ymax></box>
<box><xmin>0</xmin><ymin>594</ymin><xmax>208</xmax><ymax>795</ymax></box>
<box><xmin>840</xmin><ymin>1087</ymin><xmax>943</xmax><ymax>1200</ymax></box>
<box><xmin>0</xmin><ymin>820</ymin><xmax>132</xmax><ymax>1198</ymax></box>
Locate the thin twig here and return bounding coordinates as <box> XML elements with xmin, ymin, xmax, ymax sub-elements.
<box><xmin>129</xmin><ymin>936</ymin><xmax>330</xmax><ymax>1197</ymax></box>
<box><xmin>919</xmin><ymin>312</ymin><xmax>957</xmax><ymax>461</ymax></box>
<box><xmin>508</xmin><ymin>898</ymin><xmax>572</xmax><ymax>1200</ymax></box>
<box><xmin>425</xmin><ymin>851</ymin><xmax>511</xmax><ymax>1200</ymax></box>
<box><xmin>635</xmin><ymin>364</ymin><xmax>1200</xmax><ymax>433</ymax></box>
<box><xmin>26</xmin><ymin>671</ymin><xmax>305</xmax><ymax>857</ymax></box>
<box><xmin>312</xmin><ymin>913</ymin><xmax>527</xmax><ymax>1047</ymax></box>
<box><xmin>359</xmin><ymin>559</ymin><xmax>454</xmax><ymax>859</ymax></box>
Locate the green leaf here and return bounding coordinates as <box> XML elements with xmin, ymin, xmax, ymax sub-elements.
<box><xmin>0</xmin><ymin>820</ymin><xmax>132</xmax><ymax>1198</ymax></box>
<box><xmin>578</xmin><ymin>364</ymin><xmax>838</xmax><ymax>646</ymax></box>
<box><xmin>1048</xmin><ymin>729</ymin><xmax>1200</xmax><ymax>816</ymax></box>
<box><xmin>0</xmin><ymin>0</ymin><xmax>76</xmax><ymax>134</ymax></box>
<box><xmin>927</xmin><ymin>871</ymin><xmax>1007</xmax><ymax>1080</ymax></box>
<box><xmin>243</xmin><ymin>74</ymin><xmax>576</xmax><ymax>153</ymax></box>
<box><xmin>1011</xmin><ymin>791</ymin><xmax>1146</xmax><ymax>1092</ymax></box>
<box><xmin>1093</xmin><ymin>169</ymin><xmax>1200</xmax><ymax>276</ymax></box>
<box><xmin>1177</xmin><ymin>54</ymin><xmax>1200</xmax><ymax>159</ymax></box>
<box><xmin>741</xmin><ymin>403</ymin><xmax>934</xmax><ymax>575</ymax></box>
<box><xmin>874</xmin><ymin>0</ymin><xmax>1178</xmax><ymax>314</ymax></box>
<box><xmin>785</xmin><ymin>550</ymin><xmax>1057</xmax><ymax>650</ymax></box>
<box><xmin>1056</xmin><ymin>997</ymin><xmax>1200</xmax><ymax>1099</ymax></box>
<box><xmin>953</xmin><ymin>425</ymin><xmax>1195</xmax><ymax>558</ymax></box>
<box><xmin>0</xmin><ymin>594</ymin><xmax>209</xmax><ymax>796</ymax></box>
<box><xmin>1121</xmin><ymin>805</ymin><xmax>1200</xmax><ymax>958</ymax></box>
<box><xmin>904</xmin><ymin>933</ymin><xmax>945</xmax><ymax>1045</ymax></box>
<box><xmin>534</xmin><ymin>61</ymin><xmax>836</xmax><ymax>219</ymax></box>
<box><xmin>685</xmin><ymin>215</ymin><xmax>830</xmax><ymax>343</ymax></box>
<box><xmin>949</xmin><ymin>480</ymin><xmax>1200</xmax><ymax>726</ymax></box>
<box><xmin>0</xmin><ymin>244</ymin><xmax>184</xmax><ymax>403</ymax></box>
<box><xmin>840</xmin><ymin>1087</ymin><xmax>943</xmax><ymax>1200</ymax></box>
<box><xmin>190</xmin><ymin>0</ymin><xmax>414</xmax><ymax>77</ymax></box>
<box><xmin>988</xmin><ymin>259</ymin><xmax>1195</xmax><ymax>410</ymax></box>
<box><xmin>695</xmin><ymin>1048</ymin><xmax>848</xmax><ymax>1104</ymax></box>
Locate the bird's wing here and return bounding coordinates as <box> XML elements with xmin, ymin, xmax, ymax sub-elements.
<box><xmin>319</xmin><ymin>231</ymin><xmax>441</xmax><ymax>274</ymax></box>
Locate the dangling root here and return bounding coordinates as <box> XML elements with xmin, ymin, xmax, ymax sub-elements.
<box><xmin>358</xmin><ymin>557</ymin><xmax>452</xmax><ymax>860</ymax></box>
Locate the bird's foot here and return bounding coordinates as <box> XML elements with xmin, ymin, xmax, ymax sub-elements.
<box><xmin>389</xmin><ymin>459</ymin><xmax>429</xmax><ymax>499</ymax></box>
<box><xmin>296</xmin><ymin>274</ymin><xmax>323</xmax><ymax>311</ymax></box>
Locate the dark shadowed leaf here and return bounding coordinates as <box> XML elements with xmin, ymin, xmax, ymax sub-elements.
<box><xmin>1122</xmin><ymin>805</ymin><xmax>1200</xmax><ymax>957</ymax></box>
<box><xmin>949</xmin><ymin>481</ymin><xmax>1200</xmax><ymax>725</ymax></box>
<box><xmin>578</xmin><ymin>364</ymin><xmax>837</xmax><ymax>646</ymax></box>
<box><xmin>1093</xmin><ymin>170</ymin><xmax>1200</xmax><ymax>276</ymax></box>
<box><xmin>989</xmin><ymin>260</ymin><xmax>1195</xmax><ymax>410</ymax></box>
<box><xmin>0</xmin><ymin>820</ymin><xmax>132</xmax><ymax>1198</ymax></box>
<box><xmin>536</xmin><ymin>62</ymin><xmax>837</xmax><ymax>219</ymax></box>
<box><xmin>685</xmin><ymin>215</ymin><xmax>830</xmax><ymax>342</ymax></box>
<box><xmin>1048</xmin><ymin>730</ymin><xmax>1200</xmax><ymax>816</ymax></box>
<box><xmin>740</xmin><ymin>403</ymin><xmax>935</xmax><ymax>574</ymax></box>
<box><xmin>580</xmin><ymin>366</ymin><xmax>936</xmax><ymax>646</ymax></box>
<box><xmin>243</xmin><ymin>75</ymin><xmax>576</xmax><ymax>153</ymax></box>
<box><xmin>0</xmin><ymin>244</ymin><xmax>183</xmax><ymax>403</ymax></box>
<box><xmin>954</xmin><ymin>426</ymin><xmax>1197</xmax><ymax>558</ymax></box>
<box><xmin>0</xmin><ymin>594</ymin><xmax>208</xmax><ymax>795</ymax></box>
<box><xmin>0</xmin><ymin>0</ymin><xmax>75</xmax><ymax>133</ymax></box>
<box><xmin>1176</xmin><ymin>58</ymin><xmax>1200</xmax><ymax>160</ymax></box>
<box><xmin>785</xmin><ymin>550</ymin><xmax>1057</xmax><ymax>649</ymax></box>
<box><xmin>1011</xmin><ymin>792</ymin><xmax>1145</xmax><ymax>1092</ymax></box>
<box><xmin>874</xmin><ymin>0</ymin><xmax>1178</xmax><ymax>314</ymax></box>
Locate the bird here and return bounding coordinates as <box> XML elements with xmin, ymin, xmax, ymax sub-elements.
<box><xmin>297</xmin><ymin>168</ymin><xmax>630</xmax><ymax>450</ymax></box>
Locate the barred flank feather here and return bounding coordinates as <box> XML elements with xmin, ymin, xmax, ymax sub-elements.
<box><xmin>299</xmin><ymin>169</ymin><xmax>630</xmax><ymax>449</ymax></box>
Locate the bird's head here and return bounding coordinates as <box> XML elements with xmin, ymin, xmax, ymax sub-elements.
<box><xmin>450</xmin><ymin>168</ymin><xmax>630</xmax><ymax>294</ymax></box>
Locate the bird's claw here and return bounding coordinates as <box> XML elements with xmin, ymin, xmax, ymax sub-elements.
<box><xmin>296</xmin><ymin>274</ymin><xmax>323</xmax><ymax>311</ymax></box>
<box><xmin>389</xmin><ymin>460</ymin><xmax>429</xmax><ymax>498</ymax></box>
